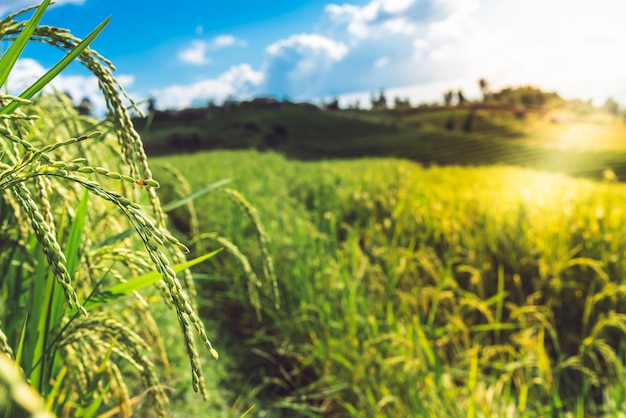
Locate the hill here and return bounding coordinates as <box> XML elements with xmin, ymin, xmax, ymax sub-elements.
<box><xmin>134</xmin><ymin>97</ymin><xmax>626</xmax><ymax>181</ymax></box>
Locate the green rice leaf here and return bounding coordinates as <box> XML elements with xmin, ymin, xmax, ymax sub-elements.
<box><xmin>163</xmin><ymin>178</ymin><xmax>232</xmax><ymax>212</ymax></box>
<box><xmin>15</xmin><ymin>314</ymin><xmax>28</xmax><ymax>366</ymax></box>
<box><xmin>81</xmin><ymin>248</ymin><xmax>222</xmax><ymax>311</ymax></box>
<box><xmin>0</xmin><ymin>0</ymin><xmax>51</xmax><ymax>88</ymax></box>
<box><xmin>45</xmin><ymin>365</ymin><xmax>67</xmax><ymax>412</ymax></box>
<box><xmin>64</xmin><ymin>189</ymin><xmax>89</xmax><ymax>278</ymax></box>
<box><xmin>0</xmin><ymin>16</ymin><xmax>110</xmax><ymax>115</ymax></box>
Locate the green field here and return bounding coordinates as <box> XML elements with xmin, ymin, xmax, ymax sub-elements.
<box><xmin>152</xmin><ymin>149</ymin><xmax>626</xmax><ymax>416</ymax></box>
<box><xmin>138</xmin><ymin>102</ymin><xmax>626</xmax><ymax>182</ymax></box>
<box><xmin>4</xmin><ymin>3</ymin><xmax>626</xmax><ymax>416</ymax></box>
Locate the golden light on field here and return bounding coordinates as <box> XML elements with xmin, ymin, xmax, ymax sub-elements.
<box><xmin>522</xmin><ymin>112</ymin><xmax>626</xmax><ymax>151</ymax></box>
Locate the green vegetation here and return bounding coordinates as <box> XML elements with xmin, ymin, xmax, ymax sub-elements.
<box><xmin>154</xmin><ymin>149</ymin><xmax>626</xmax><ymax>416</ymax></box>
<box><xmin>4</xmin><ymin>2</ymin><xmax>626</xmax><ymax>417</ymax></box>
<box><xmin>0</xmin><ymin>3</ymin><xmax>222</xmax><ymax>417</ymax></box>
<box><xmin>137</xmin><ymin>98</ymin><xmax>626</xmax><ymax>181</ymax></box>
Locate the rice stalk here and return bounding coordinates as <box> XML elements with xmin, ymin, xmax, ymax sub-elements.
<box><xmin>0</xmin><ymin>354</ymin><xmax>54</xmax><ymax>418</ymax></box>
<box><xmin>0</xmin><ymin>3</ymin><xmax>220</xmax><ymax>413</ymax></box>
<box><xmin>222</xmin><ymin>188</ymin><xmax>280</xmax><ymax>308</ymax></box>
<box><xmin>192</xmin><ymin>232</ymin><xmax>263</xmax><ymax>319</ymax></box>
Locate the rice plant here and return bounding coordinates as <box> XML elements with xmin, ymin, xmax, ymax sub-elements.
<box><xmin>155</xmin><ymin>149</ymin><xmax>626</xmax><ymax>416</ymax></box>
<box><xmin>0</xmin><ymin>2</ymin><xmax>221</xmax><ymax>416</ymax></box>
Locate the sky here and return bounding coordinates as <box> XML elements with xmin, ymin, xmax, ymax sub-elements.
<box><xmin>3</xmin><ymin>0</ymin><xmax>626</xmax><ymax>115</ymax></box>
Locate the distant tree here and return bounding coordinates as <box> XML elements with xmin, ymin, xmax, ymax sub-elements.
<box><xmin>489</xmin><ymin>85</ymin><xmax>555</xmax><ymax>107</ymax></box>
<box><xmin>478</xmin><ymin>78</ymin><xmax>489</xmax><ymax>102</ymax></box>
<box><xmin>457</xmin><ymin>90</ymin><xmax>466</xmax><ymax>106</ymax></box>
<box><xmin>347</xmin><ymin>99</ymin><xmax>361</xmax><ymax>110</ymax></box>
<box><xmin>147</xmin><ymin>97</ymin><xmax>156</xmax><ymax>113</ymax></box>
<box><xmin>394</xmin><ymin>97</ymin><xmax>411</xmax><ymax>110</ymax></box>
<box><xmin>443</xmin><ymin>90</ymin><xmax>453</xmax><ymax>106</ymax></box>
<box><xmin>604</xmin><ymin>97</ymin><xmax>620</xmax><ymax>115</ymax></box>
<box><xmin>536</xmin><ymin>92</ymin><xmax>546</xmax><ymax>107</ymax></box>
<box><xmin>325</xmin><ymin>97</ymin><xmax>340</xmax><ymax>110</ymax></box>
<box><xmin>371</xmin><ymin>89</ymin><xmax>387</xmax><ymax>110</ymax></box>
<box><xmin>223</xmin><ymin>95</ymin><xmax>239</xmax><ymax>110</ymax></box>
<box><xmin>76</xmin><ymin>97</ymin><xmax>92</xmax><ymax>116</ymax></box>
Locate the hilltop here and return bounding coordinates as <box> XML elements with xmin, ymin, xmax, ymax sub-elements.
<box><xmin>133</xmin><ymin>87</ymin><xmax>626</xmax><ymax>181</ymax></box>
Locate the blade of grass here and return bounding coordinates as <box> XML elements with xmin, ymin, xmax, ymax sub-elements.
<box><xmin>495</xmin><ymin>264</ymin><xmax>505</xmax><ymax>342</ymax></box>
<box><xmin>45</xmin><ymin>365</ymin><xmax>67</xmax><ymax>412</ymax></box>
<box><xmin>0</xmin><ymin>16</ymin><xmax>110</xmax><ymax>115</ymax></box>
<box><xmin>0</xmin><ymin>0</ymin><xmax>51</xmax><ymax>88</ymax></box>
<box><xmin>162</xmin><ymin>178</ymin><xmax>232</xmax><ymax>212</ymax></box>
<box><xmin>81</xmin><ymin>247</ymin><xmax>223</xmax><ymax>311</ymax></box>
<box><xmin>14</xmin><ymin>313</ymin><xmax>28</xmax><ymax>366</ymax></box>
<box><xmin>22</xmin><ymin>235</ymin><xmax>49</xmax><ymax>375</ymax></box>
<box><xmin>238</xmin><ymin>404</ymin><xmax>256</xmax><ymax>418</ymax></box>
<box><xmin>466</xmin><ymin>344</ymin><xmax>479</xmax><ymax>418</ymax></box>
<box><xmin>29</xmin><ymin>264</ymin><xmax>115</xmax><ymax>373</ymax></box>
<box><xmin>65</xmin><ymin>189</ymin><xmax>89</xmax><ymax>278</ymax></box>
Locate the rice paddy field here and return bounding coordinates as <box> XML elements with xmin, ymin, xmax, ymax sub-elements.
<box><xmin>153</xmin><ymin>149</ymin><xmax>626</xmax><ymax>416</ymax></box>
<box><xmin>3</xmin><ymin>2</ymin><xmax>626</xmax><ymax>417</ymax></box>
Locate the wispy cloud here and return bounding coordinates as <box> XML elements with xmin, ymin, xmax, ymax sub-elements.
<box><xmin>210</xmin><ymin>34</ymin><xmax>246</xmax><ymax>49</ymax></box>
<box><xmin>374</xmin><ymin>56</ymin><xmax>390</xmax><ymax>68</ymax></box>
<box><xmin>266</xmin><ymin>34</ymin><xmax>348</xmax><ymax>61</ymax></box>
<box><xmin>153</xmin><ymin>64</ymin><xmax>263</xmax><ymax>109</ymax></box>
<box><xmin>325</xmin><ymin>0</ymin><xmax>420</xmax><ymax>39</ymax></box>
<box><xmin>178</xmin><ymin>40</ymin><xmax>210</xmax><ymax>65</ymax></box>
<box><xmin>178</xmin><ymin>35</ymin><xmax>246</xmax><ymax>66</ymax></box>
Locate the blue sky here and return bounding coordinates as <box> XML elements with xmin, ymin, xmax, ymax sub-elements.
<box><xmin>3</xmin><ymin>0</ymin><xmax>626</xmax><ymax>114</ymax></box>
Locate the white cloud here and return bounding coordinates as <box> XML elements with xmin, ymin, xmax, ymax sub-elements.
<box><xmin>178</xmin><ymin>35</ymin><xmax>246</xmax><ymax>66</ymax></box>
<box><xmin>210</xmin><ymin>35</ymin><xmax>241</xmax><ymax>49</ymax></box>
<box><xmin>262</xmin><ymin>34</ymin><xmax>349</xmax><ymax>98</ymax></box>
<box><xmin>6</xmin><ymin>58</ymin><xmax>134</xmax><ymax>116</ymax></box>
<box><xmin>267</xmin><ymin>34</ymin><xmax>348</xmax><ymax>61</ymax></box>
<box><xmin>426</xmin><ymin>6</ymin><xmax>476</xmax><ymax>42</ymax></box>
<box><xmin>153</xmin><ymin>64</ymin><xmax>264</xmax><ymax>109</ymax></box>
<box><xmin>374</xmin><ymin>56</ymin><xmax>390</xmax><ymax>68</ymax></box>
<box><xmin>0</xmin><ymin>0</ymin><xmax>85</xmax><ymax>16</ymax></box>
<box><xmin>6</xmin><ymin>58</ymin><xmax>45</xmax><ymax>91</ymax></box>
<box><xmin>325</xmin><ymin>0</ymin><xmax>419</xmax><ymax>39</ymax></box>
<box><xmin>380</xmin><ymin>0</ymin><xmax>416</xmax><ymax>14</ymax></box>
<box><xmin>416</xmin><ymin>0</ymin><xmax>626</xmax><ymax>104</ymax></box>
<box><xmin>330</xmin><ymin>0</ymin><xmax>626</xmax><ymax>106</ymax></box>
<box><xmin>178</xmin><ymin>40</ymin><xmax>210</xmax><ymax>65</ymax></box>
<box><xmin>311</xmin><ymin>0</ymin><xmax>626</xmax><ymax>107</ymax></box>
